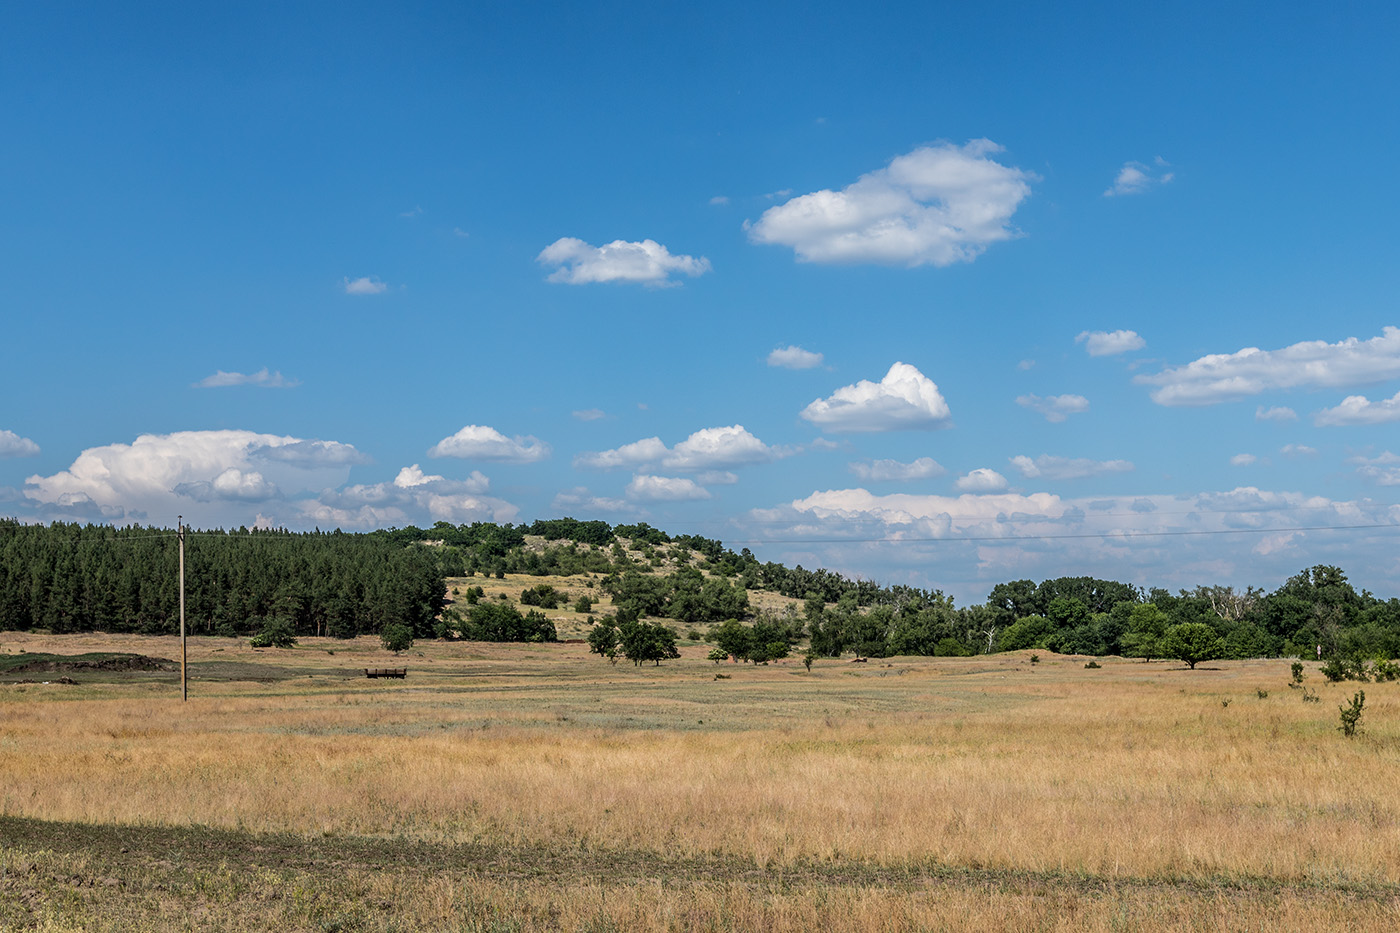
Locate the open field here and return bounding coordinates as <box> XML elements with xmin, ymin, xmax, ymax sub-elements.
<box><xmin>1</xmin><ymin>631</ymin><xmax>1398</xmax><ymax>930</ymax></box>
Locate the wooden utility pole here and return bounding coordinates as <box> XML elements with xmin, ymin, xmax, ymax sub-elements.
<box><xmin>178</xmin><ymin>516</ymin><xmax>187</xmax><ymax>702</ymax></box>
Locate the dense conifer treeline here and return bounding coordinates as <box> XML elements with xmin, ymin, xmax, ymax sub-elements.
<box><xmin>0</xmin><ymin>520</ymin><xmax>445</xmax><ymax>637</ymax></box>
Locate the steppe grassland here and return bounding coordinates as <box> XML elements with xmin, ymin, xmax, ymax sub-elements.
<box><xmin>2</xmin><ymin>630</ymin><xmax>1397</xmax><ymax>891</ymax></box>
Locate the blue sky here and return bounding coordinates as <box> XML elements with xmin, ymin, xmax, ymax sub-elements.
<box><xmin>4</xmin><ymin>1</ymin><xmax>1400</xmax><ymax>603</ymax></box>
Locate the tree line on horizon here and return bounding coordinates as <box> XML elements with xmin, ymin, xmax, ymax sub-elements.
<box><xmin>2</xmin><ymin>518</ymin><xmax>1398</xmax><ymax>664</ymax></box>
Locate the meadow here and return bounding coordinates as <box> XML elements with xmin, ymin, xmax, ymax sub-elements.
<box><xmin>0</xmin><ymin>629</ymin><xmax>1396</xmax><ymax>931</ymax></box>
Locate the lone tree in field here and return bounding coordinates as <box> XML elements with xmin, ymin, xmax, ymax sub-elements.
<box><xmin>381</xmin><ymin>623</ymin><xmax>414</xmax><ymax>654</ymax></box>
<box><xmin>619</xmin><ymin>619</ymin><xmax>680</xmax><ymax>666</ymax></box>
<box><xmin>1163</xmin><ymin>622</ymin><xmax>1225</xmax><ymax>670</ymax></box>
<box><xmin>587</xmin><ymin>618</ymin><xmax>621</xmax><ymax>663</ymax></box>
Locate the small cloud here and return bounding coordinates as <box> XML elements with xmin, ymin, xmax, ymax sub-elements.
<box><xmin>393</xmin><ymin>464</ymin><xmax>445</xmax><ymax>488</ymax></box>
<box><xmin>1016</xmin><ymin>394</ymin><xmax>1089</xmax><ymax>423</ymax></box>
<box><xmin>1315</xmin><ymin>390</ymin><xmax>1400</xmax><ymax>426</ymax></box>
<box><xmin>626</xmin><ymin>474</ymin><xmax>712</xmax><ymax>502</ymax></box>
<box><xmin>572</xmin><ymin>408</ymin><xmax>606</xmax><ymax>422</ymax></box>
<box><xmin>955</xmin><ymin>468</ymin><xmax>1008</xmax><ymax>492</ymax></box>
<box><xmin>0</xmin><ymin>430</ymin><xmax>40</xmax><ymax>458</ymax></box>
<box><xmin>453</xmin><ymin>227</ymin><xmax>470</xmax><ymax>238</ymax></box>
<box><xmin>1076</xmin><ymin>330</ymin><xmax>1145</xmax><ymax>356</ymax></box>
<box><xmin>174</xmin><ymin>468</ymin><xmax>280</xmax><ymax>502</ymax></box>
<box><xmin>1351</xmin><ymin>452</ymin><xmax>1400</xmax><ymax>486</ymax></box>
<box><xmin>767</xmin><ymin>345</ymin><xmax>824</xmax><ymax>369</ymax></box>
<box><xmin>574</xmin><ymin>437</ymin><xmax>669</xmax><ymax>471</ymax></box>
<box><xmin>575</xmin><ymin>426</ymin><xmax>788</xmax><ymax>472</ymax></box>
<box><xmin>428</xmin><ymin>425</ymin><xmax>551</xmax><ymax>463</ymax></box>
<box><xmin>1009</xmin><ymin>455</ymin><xmax>1133</xmax><ymax>480</ymax></box>
<box><xmin>1230</xmin><ymin>453</ymin><xmax>1257</xmax><ymax>466</ymax></box>
<box><xmin>1256</xmin><ymin>406</ymin><xmax>1298</xmax><ymax>423</ymax></box>
<box><xmin>254</xmin><ymin>439</ymin><xmax>370</xmax><ymax>466</ymax></box>
<box><xmin>1018</xmin><ymin>359</ymin><xmax>1036</xmax><ymax>371</ymax></box>
<box><xmin>1280</xmin><ymin>444</ymin><xmax>1318</xmax><ymax>458</ymax></box>
<box><xmin>536</xmin><ymin>237</ymin><xmax>711</xmax><ymax>287</ymax></box>
<box><xmin>747</xmin><ymin>140</ymin><xmax>1033</xmax><ymax>267</ymax></box>
<box><xmin>709</xmin><ymin>196</ymin><xmax>730</xmax><ymax>206</ymax></box>
<box><xmin>399</xmin><ymin>205</ymin><xmax>423</xmax><ymax>218</ymax></box>
<box><xmin>1104</xmin><ymin>158</ymin><xmax>1174</xmax><ymax>197</ymax></box>
<box><xmin>849</xmin><ymin>457</ymin><xmax>945</xmax><ymax>482</ymax></box>
<box><xmin>344</xmin><ymin>276</ymin><xmax>388</xmax><ymax>295</ymax></box>
<box><xmin>1136</xmin><ymin>327</ymin><xmax>1400</xmax><ymax>407</ymax></box>
<box><xmin>552</xmin><ymin>487</ymin><xmax>638</xmax><ymax>513</ymax></box>
<box><xmin>194</xmin><ymin>367</ymin><xmax>299</xmax><ymax>389</ymax></box>
<box><xmin>664</xmin><ymin>425</ymin><xmax>788</xmax><ymax>470</ymax></box>
<box><xmin>801</xmin><ymin>362</ymin><xmax>951</xmax><ymax>433</ymax></box>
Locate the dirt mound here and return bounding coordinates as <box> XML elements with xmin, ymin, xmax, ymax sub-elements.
<box><xmin>9</xmin><ymin>654</ymin><xmax>177</xmax><ymax>674</ymax></box>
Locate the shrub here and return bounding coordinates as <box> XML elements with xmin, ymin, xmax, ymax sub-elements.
<box><xmin>1084</xmin><ymin>660</ymin><xmax>1101</xmax><ymax>669</ymax></box>
<box><xmin>707</xmin><ymin>647</ymin><xmax>729</xmax><ymax>664</ymax></box>
<box><xmin>380</xmin><ymin>623</ymin><xmax>414</xmax><ymax>653</ymax></box>
<box><xmin>1291</xmin><ymin>661</ymin><xmax>1306</xmax><ymax>685</ymax></box>
<box><xmin>573</xmin><ymin>595</ymin><xmax>594</xmax><ymax>614</ymax></box>
<box><xmin>1339</xmin><ymin>690</ymin><xmax>1365</xmax><ymax>737</ymax></box>
<box><xmin>250</xmin><ymin>617</ymin><xmax>296</xmax><ymax>649</ymax></box>
<box><xmin>520</xmin><ymin>584</ymin><xmax>563</xmax><ymax>609</ymax></box>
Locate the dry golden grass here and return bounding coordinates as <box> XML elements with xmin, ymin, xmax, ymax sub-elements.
<box><xmin>2</xmin><ymin>631</ymin><xmax>1398</xmax><ymax>930</ymax></box>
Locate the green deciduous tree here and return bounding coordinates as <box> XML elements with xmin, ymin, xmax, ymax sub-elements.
<box><xmin>619</xmin><ymin>619</ymin><xmax>680</xmax><ymax>666</ymax></box>
<box><xmin>380</xmin><ymin>623</ymin><xmax>414</xmax><ymax>653</ymax></box>
<box><xmin>1163</xmin><ymin>622</ymin><xmax>1225</xmax><ymax>669</ymax></box>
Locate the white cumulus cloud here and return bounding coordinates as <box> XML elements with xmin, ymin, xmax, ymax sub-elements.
<box><xmin>955</xmin><ymin>468</ymin><xmax>1008</xmax><ymax>492</ymax></box>
<box><xmin>1009</xmin><ymin>455</ymin><xmax>1133</xmax><ymax>480</ymax></box>
<box><xmin>255</xmin><ymin>439</ymin><xmax>370</xmax><ymax>466</ymax></box>
<box><xmin>1016</xmin><ymin>393</ymin><xmax>1090</xmax><ymax>423</ymax></box>
<box><xmin>747</xmin><ymin>139</ymin><xmax>1033</xmax><ymax>267</ymax></box>
<box><xmin>194</xmin><ymin>367</ymin><xmax>299</xmax><ymax>389</ymax></box>
<box><xmin>305</xmin><ymin>468</ymin><xmax>510</xmax><ymax>528</ymax></box>
<box><xmin>572</xmin><ymin>408</ymin><xmax>606</xmax><ymax>422</ymax></box>
<box><xmin>1315</xmin><ymin>389</ymin><xmax>1400</xmax><ymax>426</ymax></box>
<box><xmin>848</xmin><ymin>457</ymin><xmax>945</xmax><ymax>482</ymax></box>
<box><xmin>1230</xmin><ymin>453</ymin><xmax>1258</xmax><ymax>466</ymax></box>
<box><xmin>801</xmin><ymin>362</ymin><xmax>951</xmax><ymax>432</ymax></box>
<box><xmin>767</xmin><ymin>345</ymin><xmax>825</xmax><ymax>369</ymax></box>
<box><xmin>575</xmin><ymin>426</ymin><xmax>788</xmax><ymax>472</ymax></box>
<box><xmin>1256</xmin><ymin>406</ymin><xmax>1298</xmax><ymax>423</ymax></box>
<box><xmin>536</xmin><ymin>237</ymin><xmax>711</xmax><ymax>286</ymax></box>
<box><xmin>173</xmin><ymin>468</ymin><xmax>280</xmax><ymax>502</ymax></box>
<box><xmin>1104</xmin><ymin>158</ymin><xmax>1174</xmax><ymax>197</ymax></box>
<box><xmin>552</xmin><ymin>487</ymin><xmax>638</xmax><ymax>514</ymax></box>
<box><xmin>574</xmin><ymin>437</ymin><xmax>670</xmax><ymax>471</ymax></box>
<box><xmin>1076</xmin><ymin>330</ymin><xmax>1145</xmax><ymax>356</ymax></box>
<box><xmin>23</xmin><ymin>430</ymin><xmax>363</xmax><ymax>525</ymax></box>
<box><xmin>1350</xmin><ymin>452</ymin><xmax>1400</xmax><ymax>486</ymax></box>
<box><xmin>343</xmin><ymin>276</ymin><xmax>388</xmax><ymax>295</ymax></box>
<box><xmin>428</xmin><ymin>425</ymin><xmax>551</xmax><ymax>462</ymax></box>
<box><xmin>664</xmin><ymin>425</ymin><xmax>785</xmax><ymax>470</ymax></box>
<box><xmin>1136</xmin><ymin>327</ymin><xmax>1400</xmax><ymax>406</ymax></box>
<box><xmin>626</xmin><ymin>474</ymin><xmax>712</xmax><ymax>502</ymax></box>
<box><xmin>0</xmin><ymin>430</ymin><xmax>40</xmax><ymax>458</ymax></box>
